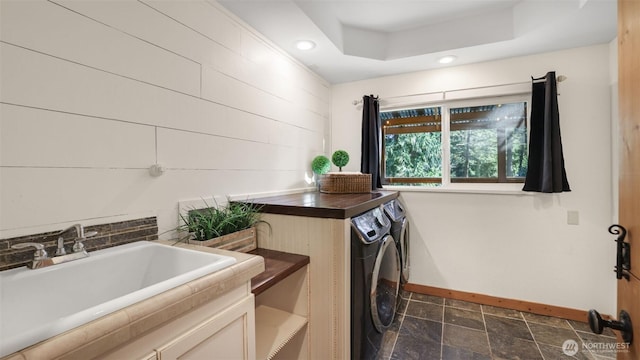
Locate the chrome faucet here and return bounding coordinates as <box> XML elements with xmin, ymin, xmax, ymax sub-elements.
<box><xmin>56</xmin><ymin>224</ymin><xmax>98</xmax><ymax>255</ymax></box>
<box><xmin>11</xmin><ymin>242</ymin><xmax>48</xmax><ymax>262</ymax></box>
<box><xmin>11</xmin><ymin>224</ymin><xmax>98</xmax><ymax>269</ymax></box>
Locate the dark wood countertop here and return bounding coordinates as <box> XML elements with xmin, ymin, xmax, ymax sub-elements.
<box><xmin>240</xmin><ymin>190</ymin><xmax>398</xmax><ymax>219</ymax></box>
<box><xmin>249</xmin><ymin>248</ymin><xmax>310</xmax><ymax>296</ymax></box>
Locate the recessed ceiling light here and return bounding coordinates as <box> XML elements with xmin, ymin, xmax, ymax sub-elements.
<box><xmin>295</xmin><ymin>40</ymin><xmax>316</xmax><ymax>51</ymax></box>
<box><xmin>438</xmin><ymin>55</ymin><xmax>457</xmax><ymax>64</ymax></box>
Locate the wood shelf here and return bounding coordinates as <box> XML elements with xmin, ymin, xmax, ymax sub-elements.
<box><xmin>251</xmin><ymin>248</ymin><xmax>310</xmax><ymax>359</ymax></box>
<box><xmin>249</xmin><ymin>248</ymin><xmax>310</xmax><ymax>296</ymax></box>
<box><xmin>255</xmin><ymin>305</ymin><xmax>308</xmax><ymax>360</ymax></box>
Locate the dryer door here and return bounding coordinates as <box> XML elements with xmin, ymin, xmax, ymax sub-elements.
<box><xmin>370</xmin><ymin>235</ymin><xmax>401</xmax><ymax>332</ymax></box>
<box><xmin>400</xmin><ymin>218</ymin><xmax>410</xmax><ymax>284</ymax></box>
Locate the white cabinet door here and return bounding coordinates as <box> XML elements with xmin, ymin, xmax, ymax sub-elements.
<box><xmin>157</xmin><ymin>295</ymin><xmax>256</xmax><ymax>360</ymax></box>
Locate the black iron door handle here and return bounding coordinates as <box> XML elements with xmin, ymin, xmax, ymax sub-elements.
<box><xmin>609</xmin><ymin>224</ymin><xmax>630</xmax><ymax>280</ymax></box>
<box><xmin>589</xmin><ymin>309</ymin><xmax>633</xmax><ymax>344</ymax></box>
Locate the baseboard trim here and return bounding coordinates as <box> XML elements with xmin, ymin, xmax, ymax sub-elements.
<box><xmin>404</xmin><ymin>283</ymin><xmax>592</xmax><ymax>323</ymax></box>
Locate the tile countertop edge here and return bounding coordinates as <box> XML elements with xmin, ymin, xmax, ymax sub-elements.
<box><xmin>7</xmin><ymin>241</ymin><xmax>265</xmax><ymax>360</ymax></box>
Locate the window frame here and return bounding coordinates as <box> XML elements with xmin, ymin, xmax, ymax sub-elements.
<box><xmin>380</xmin><ymin>94</ymin><xmax>531</xmax><ymax>188</ymax></box>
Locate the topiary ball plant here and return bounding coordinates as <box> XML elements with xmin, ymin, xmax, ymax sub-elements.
<box><xmin>311</xmin><ymin>155</ymin><xmax>331</xmax><ymax>175</ymax></box>
<box><xmin>332</xmin><ymin>150</ymin><xmax>350</xmax><ymax>171</ymax></box>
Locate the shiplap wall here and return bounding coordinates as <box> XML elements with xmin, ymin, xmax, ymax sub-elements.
<box><xmin>0</xmin><ymin>0</ymin><xmax>330</xmax><ymax>238</ymax></box>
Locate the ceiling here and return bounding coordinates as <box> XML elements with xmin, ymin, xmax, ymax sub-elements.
<box><xmin>218</xmin><ymin>0</ymin><xmax>617</xmax><ymax>84</ymax></box>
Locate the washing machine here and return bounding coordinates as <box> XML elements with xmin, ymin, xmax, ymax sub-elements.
<box><xmin>384</xmin><ymin>199</ymin><xmax>410</xmax><ymax>285</ymax></box>
<box><xmin>351</xmin><ymin>206</ymin><xmax>401</xmax><ymax>360</ymax></box>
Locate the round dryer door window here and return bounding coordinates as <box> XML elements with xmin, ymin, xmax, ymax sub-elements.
<box><xmin>370</xmin><ymin>235</ymin><xmax>401</xmax><ymax>332</ymax></box>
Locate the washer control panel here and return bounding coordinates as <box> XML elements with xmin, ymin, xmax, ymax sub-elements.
<box><xmin>383</xmin><ymin>199</ymin><xmax>406</xmax><ymax>222</ymax></box>
<box><xmin>351</xmin><ymin>206</ymin><xmax>391</xmax><ymax>244</ymax></box>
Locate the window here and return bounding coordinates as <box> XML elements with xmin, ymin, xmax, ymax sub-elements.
<box><xmin>382</xmin><ymin>106</ymin><xmax>443</xmax><ymax>185</ymax></box>
<box><xmin>381</xmin><ymin>98</ymin><xmax>528</xmax><ymax>186</ymax></box>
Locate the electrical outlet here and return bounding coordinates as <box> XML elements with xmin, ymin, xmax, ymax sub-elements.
<box><xmin>567</xmin><ymin>210</ymin><xmax>580</xmax><ymax>225</ymax></box>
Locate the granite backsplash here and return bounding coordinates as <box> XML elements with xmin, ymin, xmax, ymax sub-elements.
<box><xmin>0</xmin><ymin>217</ymin><xmax>158</xmax><ymax>271</ymax></box>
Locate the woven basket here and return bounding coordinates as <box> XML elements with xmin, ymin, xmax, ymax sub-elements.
<box><xmin>320</xmin><ymin>173</ymin><xmax>371</xmax><ymax>193</ymax></box>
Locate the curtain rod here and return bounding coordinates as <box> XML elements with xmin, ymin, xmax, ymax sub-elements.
<box><xmin>351</xmin><ymin>74</ymin><xmax>567</xmax><ymax>105</ymax></box>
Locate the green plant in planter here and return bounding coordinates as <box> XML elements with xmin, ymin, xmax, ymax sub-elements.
<box><xmin>179</xmin><ymin>199</ymin><xmax>264</xmax><ymax>241</ymax></box>
<box><xmin>311</xmin><ymin>155</ymin><xmax>331</xmax><ymax>175</ymax></box>
<box><xmin>331</xmin><ymin>150</ymin><xmax>349</xmax><ymax>171</ymax></box>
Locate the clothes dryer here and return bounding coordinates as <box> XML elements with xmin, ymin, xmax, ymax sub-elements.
<box><xmin>351</xmin><ymin>206</ymin><xmax>401</xmax><ymax>360</ymax></box>
<box><xmin>384</xmin><ymin>199</ymin><xmax>410</xmax><ymax>284</ymax></box>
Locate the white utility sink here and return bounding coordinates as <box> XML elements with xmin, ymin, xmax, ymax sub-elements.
<box><xmin>0</xmin><ymin>241</ymin><xmax>237</xmax><ymax>357</ymax></box>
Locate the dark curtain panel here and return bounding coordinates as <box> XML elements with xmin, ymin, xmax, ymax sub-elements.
<box><xmin>361</xmin><ymin>95</ymin><xmax>382</xmax><ymax>190</ymax></box>
<box><xmin>523</xmin><ymin>71</ymin><xmax>571</xmax><ymax>193</ymax></box>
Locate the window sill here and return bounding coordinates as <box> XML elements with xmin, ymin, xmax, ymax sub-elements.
<box><xmin>383</xmin><ymin>183</ymin><xmax>534</xmax><ymax>196</ymax></box>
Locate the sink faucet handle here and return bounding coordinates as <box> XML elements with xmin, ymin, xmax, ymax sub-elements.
<box><xmin>72</xmin><ymin>237</ymin><xmax>86</xmax><ymax>253</ymax></box>
<box><xmin>72</xmin><ymin>229</ymin><xmax>97</xmax><ymax>253</ymax></box>
<box><xmin>11</xmin><ymin>242</ymin><xmax>49</xmax><ymax>260</ymax></box>
<box><xmin>55</xmin><ymin>237</ymin><xmax>67</xmax><ymax>256</ymax></box>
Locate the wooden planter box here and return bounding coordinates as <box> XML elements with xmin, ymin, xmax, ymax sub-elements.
<box><xmin>187</xmin><ymin>227</ymin><xmax>257</xmax><ymax>253</ymax></box>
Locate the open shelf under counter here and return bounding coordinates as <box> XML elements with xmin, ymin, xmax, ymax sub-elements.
<box><xmin>249</xmin><ymin>248</ymin><xmax>310</xmax><ymax>296</ymax></box>
<box><xmin>249</xmin><ymin>248</ymin><xmax>310</xmax><ymax>359</ymax></box>
<box><xmin>255</xmin><ymin>305</ymin><xmax>308</xmax><ymax>360</ymax></box>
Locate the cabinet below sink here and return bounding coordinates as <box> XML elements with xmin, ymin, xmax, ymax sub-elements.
<box><xmin>98</xmin><ymin>285</ymin><xmax>255</xmax><ymax>360</ymax></box>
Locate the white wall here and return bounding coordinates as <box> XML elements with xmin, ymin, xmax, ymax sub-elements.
<box><xmin>332</xmin><ymin>44</ymin><xmax>617</xmax><ymax>314</ymax></box>
<box><xmin>608</xmin><ymin>37</ymin><xmax>619</xmax><ymax>321</ymax></box>
<box><xmin>609</xmin><ymin>38</ymin><xmax>619</xmax><ymax>225</ymax></box>
<box><xmin>0</xmin><ymin>0</ymin><xmax>329</xmax><ymax>238</ymax></box>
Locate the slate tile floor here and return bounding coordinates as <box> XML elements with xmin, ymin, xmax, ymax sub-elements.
<box><xmin>378</xmin><ymin>291</ymin><xmax>623</xmax><ymax>360</ymax></box>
